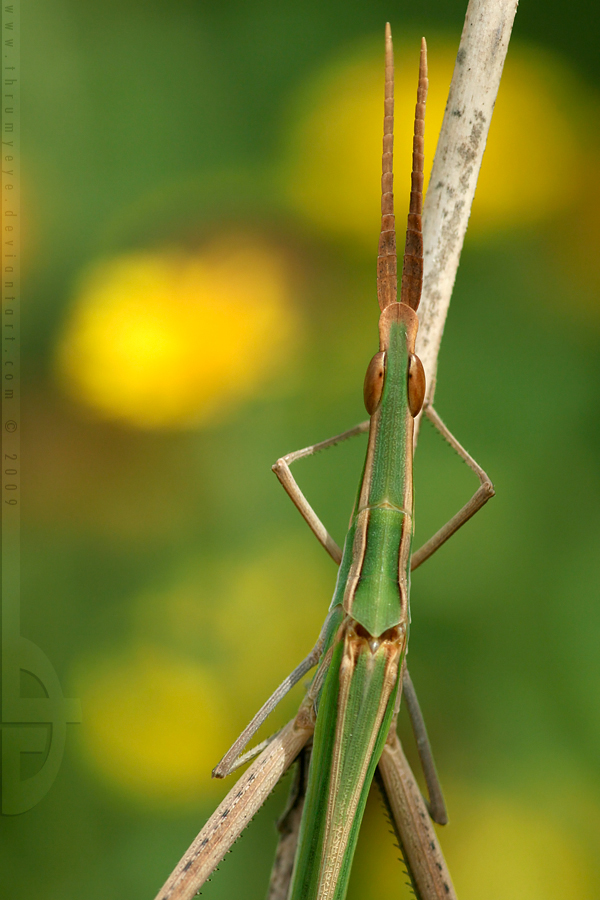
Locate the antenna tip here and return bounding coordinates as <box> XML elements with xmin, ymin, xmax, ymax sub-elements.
<box><xmin>385</xmin><ymin>22</ymin><xmax>394</xmax><ymax>64</ymax></box>
<box><xmin>420</xmin><ymin>36</ymin><xmax>428</xmax><ymax>79</ymax></box>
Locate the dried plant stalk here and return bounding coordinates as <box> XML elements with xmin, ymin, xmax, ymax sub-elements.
<box><xmin>416</xmin><ymin>0</ymin><xmax>519</xmax><ymax>407</ymax></box>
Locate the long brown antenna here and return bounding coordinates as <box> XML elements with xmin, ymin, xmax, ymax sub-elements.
<box><xmin>400</xmin><ymin>38</ymin><xmax>428</xmax><ymax>311</ymax></box>
<box><xmin>377</xmin><ymin>23</ymin><xmax>396</xmax><ymax>310</ymax></box>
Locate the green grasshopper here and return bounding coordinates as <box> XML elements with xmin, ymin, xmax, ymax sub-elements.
<box><xmin>154</xmin><ymin>24</ymin><xmax>493</xmax><ymax>900</ymax></box>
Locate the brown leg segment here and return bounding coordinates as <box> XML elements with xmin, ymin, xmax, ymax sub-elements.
<box><xmin>377</xmin><ymin>731</ymin><xmax>457</xmax><ymax>900</ymax></box>
<box><xmin>272</xmin><ymin>421</ymin><xmax>370</xmax><ymax>565</ymax></box>
<box><xmin>411</xmin><ymin>404</ymin><xmax>494</xmax><ymax>571</ymax></box>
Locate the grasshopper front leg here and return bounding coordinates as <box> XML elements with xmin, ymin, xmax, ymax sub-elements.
<box><xmin>411</xmin><ymin>404</ymin><xmax>494</xmax><ymax>571</ymax></box>
<box><xmin>272</xmin><ymin>420</ymin><xmax>370</xmax><ymax>566</ymax></box>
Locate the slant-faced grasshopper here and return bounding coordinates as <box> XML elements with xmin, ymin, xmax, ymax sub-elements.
<box><xmin>154</xmin><ymin>24</ymin><xmax>494</xmax><ymax>900</ymax></box>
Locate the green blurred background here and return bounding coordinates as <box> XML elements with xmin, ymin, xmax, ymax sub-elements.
<box><xmin>2</xmin><ymin>0</ymin><xmax>600</xmax><ymax>897</ymax></box>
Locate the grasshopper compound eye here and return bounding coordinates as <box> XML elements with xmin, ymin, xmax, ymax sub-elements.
<box><xmin>407</xmin><ymin>353</ymin><xmax>426</xmax><ymax>417</ymax></box>
<box><xmin>364</xmin><ymin>351</ymin><xmax>386</xmax><ymax>415</ymax></box>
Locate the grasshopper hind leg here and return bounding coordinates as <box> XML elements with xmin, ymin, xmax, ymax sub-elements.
<box><xmin>377</xmin><ymin>732</ymin><xmax>457</xmax><ymax>900</ymax></box>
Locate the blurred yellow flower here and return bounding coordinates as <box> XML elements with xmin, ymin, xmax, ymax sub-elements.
<box><xmin>124</xmin><ymin>537</ymin><xmax>334</xmax><ymax>738</ymax></box>
<box><xmin>349</xmin><ymin>785</ymin><xmax>597</xmax><ymax>900</ymax></box>
<box><xmin>473</xmin><ymin>49</ymin><xmax>583</xmax><ymax>232</ymax></box>
<box><xmin>446</xmin><ymin>792</ymin><xmax>596</xmax><ymax>899</ymax></box>
<box><xmin>56</xmin><ymin>235</ymin><xmax>299</xmax><ymax>428</ymax></box>
<box><xmin>562</xmin><ymin>157</ymin><xmax>600</xmax><ymax>301</ymax></box>
<box><xmin>214</xmin><ymin>537</ymin><xmax>333</xmax><ymax>724</ymax></box>
<box><xmin>283</xmin><ymin>38</ymin><xmax>585</xmax><ymax>244</ymax></box>
<box><xmin>77</xmin><ymin>646</ymin><xmax>229</xmax><ymax>805</ymax></box>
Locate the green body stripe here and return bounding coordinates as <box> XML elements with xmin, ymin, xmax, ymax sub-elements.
<box><xmin>364</xmin><ymin>320</ymin><xmax>412</xmax><ymax>513</ymax></box>
<box><xmin>351</xmin><ymin>507</ymin><xmax>409</xmax><ymax>636</ymax></box>
<box><xmin>290</xmin><ymin>639</ymin><xmax>344</xmax><ymax>899</ymax></box>
<box><xmin>322</xmin><ymin>648</ymin><xmax>399</xmax><ymax>900</ymax></box>
<box><xmin>339</xmin><ymin>319</ymin><xmax>414</xmax><ymax>635</ymax></box>
<box><xmin>289</xmin><ymin>635</ymin><xmax>401</xmax><ymax>900</ymax></box>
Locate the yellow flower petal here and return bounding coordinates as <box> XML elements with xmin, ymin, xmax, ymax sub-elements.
<box><xmin>56</xmin><ymin>235</ymin><xmax>299</xmax><ymax>428</ymax></box>
<box><xmin>77</xmin><ymin>646</ymin><xmax>228</xmax><ymax>806</ymax></box>
<box><xmin>349</xmin><ymin>784</ymin><xmax>597</xmax><ymax>900</ymax></box>
<box><xmin>283</xmin><ymin>38</ymin><xmax>587</xmax><ymax>243</ymax></box>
